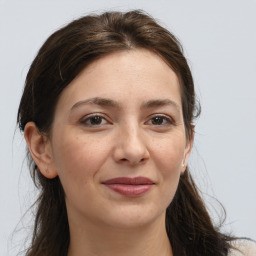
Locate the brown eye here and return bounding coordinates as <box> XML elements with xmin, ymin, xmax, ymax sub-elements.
<box><xmin>151</xmin><ymin>116</ymin><xmax>165</xmax><ymax>125</ymax></box>
<box><xmin>89</xmin><ymin>116</ymin><xmax>103</xmax><ymax>125</ymax></box>
<box><xmin>81</xmin><ymin>115</ymin><xmax>108</xmax><ymax>126</ymax></box>
<box><xmin>149</xmin><ymin>116</ymin><xmax>172</xmax><ymax>126</ymax></box>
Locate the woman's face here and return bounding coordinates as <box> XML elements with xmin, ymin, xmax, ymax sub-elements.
<box><xmin>47</xmin><ymin>49</ymin><xmax>192</xmax><ymax>229</ymax></box>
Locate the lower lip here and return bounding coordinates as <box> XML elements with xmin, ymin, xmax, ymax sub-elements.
<box><xmin>104</xmin><ymin>184</ymin><xmax>153</xmax><ymax>197</ymax></box>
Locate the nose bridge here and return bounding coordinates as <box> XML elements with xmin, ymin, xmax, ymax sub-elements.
<box><xmin>113</xmin><ymin>119</ymin><xmax>149</xmax><ymax>165</ymax></box>
<box><xmin>124</xmin><ymin>121</ymin><xmax>142</xmax><ymax>146</ymax></box>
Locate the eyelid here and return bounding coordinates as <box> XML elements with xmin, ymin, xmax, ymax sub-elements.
<box><xmin>79</xmin><ymin>113</ymin><xmax>175</xmax><ymax>127</ymax></box>
<box><xmin>80</xmin><ymin>113</ymin><xmax>112</xmax><ymax>126</ymax></box>
<box><xmin>146</xmin><ymin>114</ymin><xmax>175</xmax><ymax>125</ymax></box>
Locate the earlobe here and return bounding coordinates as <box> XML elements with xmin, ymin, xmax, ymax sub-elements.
<box><xmin>24</xmin><ymin>122</ymin><xmax>58</xmax><ymax>179</ymax></box>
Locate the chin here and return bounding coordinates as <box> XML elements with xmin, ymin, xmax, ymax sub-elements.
<box><xmin>99</xmin><ymin>205</ymin><xmax>166</xmax><ymax>230</ymax></box>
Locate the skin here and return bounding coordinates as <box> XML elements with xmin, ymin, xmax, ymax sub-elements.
<box><xmin>25</xmin><ymin>49</ymin><xmax>193</xmax><ymax>256</ymax></box>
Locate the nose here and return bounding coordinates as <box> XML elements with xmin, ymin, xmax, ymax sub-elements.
<box><xmin>112</xmin><ymin>123</ymin><xmax>149</xmax><ymax>166</ymax></box>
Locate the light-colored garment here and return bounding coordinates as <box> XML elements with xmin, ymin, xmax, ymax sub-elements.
<box><xmin>229</xmin><ymin>239</ymin><xmax>256</xmax><ymax>256</ymax></box>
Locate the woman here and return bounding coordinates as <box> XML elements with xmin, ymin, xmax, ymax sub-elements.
<box><xmin>17</xmin><ymin>10</ymin><xmax>255</xmax><ymax>256</ymax></box>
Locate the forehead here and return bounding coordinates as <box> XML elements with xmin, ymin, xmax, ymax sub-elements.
<box><xmin>56</xmin><ymin>49</ymin><xmax>182</xmax><ymax>111</ymax></box>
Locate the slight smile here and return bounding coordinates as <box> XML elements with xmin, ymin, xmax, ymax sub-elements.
<box><xmin>102</xmin><ymin>177</ymin><xmax>155</xmax><ymax>197</ymax></box>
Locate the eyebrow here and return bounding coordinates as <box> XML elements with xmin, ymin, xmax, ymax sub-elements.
<box><xmin>141</xmin><ymin>99</ymin><xmax>180</xmax><ymax>112</ymax></box>
<box><xmin>70</xmin><ymin>97</ymin><xmax>180</xmax><ymax>112</ymax></box>
<box><xmin>71</xmin><ymin>97</ymin><xmax>121</xmax><ymax>110</ymax></box>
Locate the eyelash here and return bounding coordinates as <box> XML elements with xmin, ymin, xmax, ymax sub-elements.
<box><xmin>80</xmin><ymin>114</ymin><xmax>110</xmax><ymax>127</ymax></box>
<box><xmin>146</xmin><ymin>114</ymin><xmax>174</xmax><ymax>126</ymax></box>
<box><xmin>80</xmin><ymin>114</ymin><xmax>174</xmax><ymax>127</ymax></box>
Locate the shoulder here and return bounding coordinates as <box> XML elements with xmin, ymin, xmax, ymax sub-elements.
<box><xmin>229</xmin><ymin>239</ymin><xmax>256</xmax><ymax>256</ymax></box>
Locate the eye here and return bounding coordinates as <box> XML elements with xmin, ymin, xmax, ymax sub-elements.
<box><xmin>147</xmin><ymin>115</ymin><xmax>173</xmax><ymax>126</ymax></box>
<box><xmin>80</xmin><ymin>114</ymin><xmax>109</xmax><ymax>127</ymax></box>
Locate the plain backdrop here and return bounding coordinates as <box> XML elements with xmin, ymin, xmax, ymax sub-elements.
<box><xmin>1</xmin><ymin>0</ymin><xmax>256</xmax><ymax>255</ymax></box>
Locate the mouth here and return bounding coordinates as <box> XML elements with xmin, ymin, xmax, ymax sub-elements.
<box><xmin>102</xmin><ymin>177</ymin><xmax>155</xmax><ymax>197</ymax></box>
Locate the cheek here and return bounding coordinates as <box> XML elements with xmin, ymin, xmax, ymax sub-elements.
<box><xmin>153</xmin><ymin>136</ymin><xmax>185</xmax><ymax>176</ymax></box>
<box><xmin>52</xmin><ymin>131</ymin><xmax>110</xmax><ymax>187</ymax></box>
<box><xmin>151</xmin><ymin>135</ymin><xmax>185</xmax><ymax>203</ymax></box>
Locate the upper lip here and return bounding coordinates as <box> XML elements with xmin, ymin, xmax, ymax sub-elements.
<box><xmin>102</xmin><ymin>176</ymin><xmax>155</xmax><ymax>185</ymax></box>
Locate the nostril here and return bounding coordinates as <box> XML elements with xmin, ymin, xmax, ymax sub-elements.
<box><xmin>139</xmin><ymin>158</ymin><xmax>146</xmax><ymax>163</ymax></box>
<box><xmin>119</xmin><ymin>157</ymin><xmax>147</xmax><ymax>165</ymax></box>
<box><xmin>113</xmin><ymin>142</ymin><xmax>149</xmax><ymax>165</ymax></box>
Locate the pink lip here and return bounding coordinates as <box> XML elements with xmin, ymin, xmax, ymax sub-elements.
<box><xmin>102</xmin><ymin>177</ymin><xmax>155</xmax><ymax>197</ymax></box>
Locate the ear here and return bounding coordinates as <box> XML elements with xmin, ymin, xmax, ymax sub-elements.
<box><xmin>181</xmin><ymin>125</ymin><xmax>195</xmax><ymax>173</ymax></box>
<box><xmin>24</xmin><ymin>122</ymin><xmax>58</xmax><ymax>179</ymax></box>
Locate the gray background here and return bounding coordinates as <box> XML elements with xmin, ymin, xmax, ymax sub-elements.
<box><xmin>1</xmin><ymin>0</ymin><xmax>255</xmax><ymax>255</ymax></box>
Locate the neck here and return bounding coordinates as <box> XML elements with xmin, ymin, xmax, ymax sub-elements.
<box><xmin>67</xmin><ymin>213</ymin><xmax>173</xmax><ymax>256</ymax></box>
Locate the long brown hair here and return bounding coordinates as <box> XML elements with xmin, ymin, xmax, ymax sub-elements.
<box><xmin>17</xmin><ymin>10</ymin><xmax>234</xmax><ymax>255</ymax></box>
